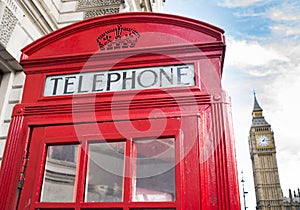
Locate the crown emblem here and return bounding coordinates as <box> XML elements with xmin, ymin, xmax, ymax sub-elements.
<box><xmin>96</xmin><ymin>24</ymin><xmax>140</xmax><ymax>50</ymax></box>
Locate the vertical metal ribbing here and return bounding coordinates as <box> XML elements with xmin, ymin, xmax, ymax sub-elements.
<box><xmin>212</xmin><ymin>101</ymin><xmax>241</xmax><ymax>209</ymax></box>
<box><xmin>16</xmin><ymin>122</ymin><xmax>32</xmax><ymax>208</ymax></box>
<box><xmin>0</xmin><ymin>114</ymin><xmax>25</xmax><ymax>210</ymax></box>
<box><xmin>211</xmin><ymin>102</ymin><xmax>231</xmax><ymax>209</ymax></box>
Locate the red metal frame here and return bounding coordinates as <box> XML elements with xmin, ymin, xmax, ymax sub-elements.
<box><xmin>0</xmin><ymin>12</ymin><xmax>240</xmax><ymax>210</ymax></box>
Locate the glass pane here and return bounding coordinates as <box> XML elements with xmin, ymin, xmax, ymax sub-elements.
<box><xmin>40</xmin><ymin>145</ymin><xmax>79</xmax><ymax>202</ymax></box>
<box><xmin>85</xmin><ymin>142</ymin><xmax>125</xmax><ymax>202</ymax></box>
<box><xmin>132</xmin><ymin>138</ymin><xmax>175</xmax><ymax>202</ymax></box>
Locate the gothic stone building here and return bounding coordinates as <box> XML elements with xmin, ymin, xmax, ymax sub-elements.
<box><xmin>249</xmin><ymin>94</ymin><xmax>300</xmax><ymax>210</ymax></box>
<box><xmin>0</xmin><ymin>0</ymin><xmax>166</xmax><ymax>165</ymax></box>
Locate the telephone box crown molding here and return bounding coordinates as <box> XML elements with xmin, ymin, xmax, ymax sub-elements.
<box><xmin>20</xmin><ymin>12</ymin><xmax>225</xmax><ymax>60</ymax></box>
<box><xmin>20</xmin><ymin>42</ymin><xmax>225</xmax><ymax>73</ymax></box>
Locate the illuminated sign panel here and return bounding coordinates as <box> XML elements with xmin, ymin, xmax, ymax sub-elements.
<box><xmin>44</xmin><ymin>64</ymin><xmax>195</xmax><ymax>96</ymax></box>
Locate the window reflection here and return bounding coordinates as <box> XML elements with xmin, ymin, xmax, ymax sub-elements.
<box><xmin>49</xmin><ymin>145</ymin><xmax>75</xmax><ymax>162</ymax></box>
<box><xmin>40</xmin><ymin>145</ymin><xmax>78</xmax><ymax>202</ymax></box>
<box><xmin>132</xmin><ymin>138</ymin><xmax>175</xmax><ymax>202</ymax></box>
<box><xmin>85</xmin><ymin>142</ymin><xmax>125</xmax><ymax>202</ymax></box>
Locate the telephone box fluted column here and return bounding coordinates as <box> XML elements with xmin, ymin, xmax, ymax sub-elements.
<box><xmin>0</xmin><ymin>105</ymin><xmax>29</xmax><ymax>210</ymax></box>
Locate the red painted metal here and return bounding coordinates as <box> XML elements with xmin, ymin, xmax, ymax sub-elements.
<box><xmin>0</xmin><ymin>12</ymin><xmax>240</xmax><ymax>210</ymax></box>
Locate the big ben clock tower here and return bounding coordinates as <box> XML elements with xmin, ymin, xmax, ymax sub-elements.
<box><xmin>249</xmin><ymin>93</ymin><xmax>283</xmax><ymax>210</ymax></box>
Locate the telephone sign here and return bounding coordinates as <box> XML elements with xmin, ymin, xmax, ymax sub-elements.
<box><xmin>44</xmin><ymin>64</ymin><xmax>195</xmax><ymax>96</ymax></box>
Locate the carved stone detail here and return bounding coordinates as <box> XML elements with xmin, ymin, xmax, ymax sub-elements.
<box><xmin>78</xmin><ymin>0</ymin><xmax>122</xmax><ymax>10</ymax></box>
<box><xmin>0</xmin><ymin>6</ymin><xmax>18</xmax><ymax>47</ymax></box>
<box><xmin>84</xmin><ymin>7</ymin><xmax>120</xmax><ymax>19</ymax></box>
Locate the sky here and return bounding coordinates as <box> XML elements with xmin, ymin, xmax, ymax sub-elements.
<box><xmin>164</xmin><ymin>0</ymin><xmax>300</xmax><ymax>209</ymax></box>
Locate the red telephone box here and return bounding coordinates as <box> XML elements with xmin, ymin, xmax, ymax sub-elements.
<box><xmin>0</xmin><ymin>12</ymin><xmax>240</xmax><ymax>210</ymax></box>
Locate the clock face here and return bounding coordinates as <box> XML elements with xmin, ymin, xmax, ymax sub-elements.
<box><xmin>257</xmin><ymin>135</ymin><xmax>270</xmax><ymax>147</ymax></box>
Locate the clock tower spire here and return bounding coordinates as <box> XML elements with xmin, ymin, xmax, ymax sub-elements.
<box><xmin>249</xmin><ymin>93</ymin><xmax>283</xmax><ymax>210</ymax></box>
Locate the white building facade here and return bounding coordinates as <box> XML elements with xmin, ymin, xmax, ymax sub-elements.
<box><xmin>0</xmin><ymin>0</ymin><xmax>166</xmax><ymax>165</ymax></box>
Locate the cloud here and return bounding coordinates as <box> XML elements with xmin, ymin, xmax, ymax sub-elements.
<box><xmin>265</xmin><ymin>54</ymin><xmax>300</xmax><ymax>128</ymax></box>
<box><xmin>218</xmin><ymin>0</ymin><xmax>265</xmax><ymax>8</ymax></box>
<box><xmin>265</xmin><ymin>2</ymin><xmax>300</xmax><ymax>37</ymax></box>
<box><xmin>266</xmin><ymin>2</ymin><xmax>300</xmax><ymax>22</ymax></box>
<box><xmin>233</xmin><ymin>10</ymin><xmax>264</xmax><ymax>17</ymax></box>
<box><xmin>225</xmin><ymin>37</ymin><xmax>289</xmax><ymax>73</ymax></box>
<box><xmin>270</xmin><ymin>24</ymin><xmax>300</xmax><ymax>37</ymax></box>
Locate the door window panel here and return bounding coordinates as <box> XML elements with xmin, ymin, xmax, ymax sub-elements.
<box><xmin>85</xmin><ymin>142</ymin><xmax>125</xmax><ymax>202</ymax></box>
<box><xmin>132</xmin><ymin>138</ymin><xmax>175</xmax><ymax>202</ymax></box>
<box><xmin>26</xmin><ymin>121</ymin><xmax>179</xmax><ymax>209</ymax></box>
<box><xmin>40</xmin><ymin>145</ymin><xmax>79</xmax><ymax>202</ymax></box>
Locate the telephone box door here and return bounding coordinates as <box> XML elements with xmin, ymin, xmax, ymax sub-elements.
<box><xmin>17</xmin><ymin>118</ymin><xmax>186</xmax><ymax>210</ymax></box>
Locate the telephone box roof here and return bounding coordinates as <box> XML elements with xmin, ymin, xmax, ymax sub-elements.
<box><xmin>20</xmin><ymin>12</ymin><xmax>225</xmax><ymax>62</ymax></box>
